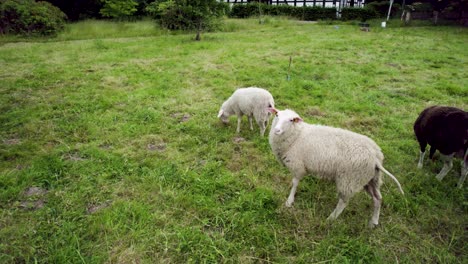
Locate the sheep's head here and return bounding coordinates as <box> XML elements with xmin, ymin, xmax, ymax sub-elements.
<box><xmin>268</xmin><ymin>108</ymin><xmax>303</xmax><ymax>135</ymax></box>
<box><xmin>217</xmin><ymin>108</ymin><xmax>229</xmax><ymax>124</ymax></box>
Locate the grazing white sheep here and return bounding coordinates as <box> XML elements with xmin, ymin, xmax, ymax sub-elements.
<box><xmin>217</xmin><ymin>87</ymin><xmax>275</xmax><ymax>137</ymax></box>
<box><xmin>268</xmin><ymin>108</ymin><xmax>404</xmax><ymax>228</ymax></box>
<box><xmin>414</xmin><ymin>106</ymin><xmax>468</xmax><ymax>188</ymax></box>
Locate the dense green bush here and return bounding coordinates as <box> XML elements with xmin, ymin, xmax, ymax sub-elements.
<box><xmin>146</xmin><ymin>0</ymin><xmax>228</xmax><ymax>40</ymax></box>
<box><xmin>146</xmin><ymin>0</ymin><xmax>228</xmax><ymax>31</ymax></box>
<box><xmin>341</xmin><ymin>7</ymin><xmax>378</xmax><ymax>21</ymax></box>
<box><xmin>0</xmin><ymin>0</ymin><xmax>67</xmax><ymax>35</ymax></box>
<box><xmin>230</xmin><ymin>3</ymin><xmax>260</xmax><ymax>18</ymax></box>
<box><xmin>230</xmin><ymin>3</ymin><xmax>336</xmax><ymax>21</ymax></box>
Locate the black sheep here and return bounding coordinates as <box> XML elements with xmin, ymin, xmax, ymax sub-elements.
<box><xmin>414</xmin><ymin>106</ymin><xmax>468</xmax><ymax>188</ymax></box>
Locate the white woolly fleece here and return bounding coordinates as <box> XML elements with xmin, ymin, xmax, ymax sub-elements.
<box><xmin>218</xmin><ymin>87</ymin><xmax>275</xmax><ymax>136</ymax></box>
<box><xmin>269</xmin><ymin>108</ymin><xmax>403</xmax><ymax>227</ymax></box>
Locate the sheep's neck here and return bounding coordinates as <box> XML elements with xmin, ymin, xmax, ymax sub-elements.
<box><xmin>272</xmin><ymin>124</ymin><xmax>303</xmax><ymax>158</ymax></box>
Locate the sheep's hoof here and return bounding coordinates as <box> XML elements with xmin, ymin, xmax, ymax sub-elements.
<box><xmin>368</xmin><ymin>221</ymin><xmax>379</xmax><ymax>229</ymax></box>
<box><xmin>285</xmin><ymin>200</ymin><xmax>293</xmax><ymax>208</ymax></box>
<box><xmin>417</xmin><ymin>164</ymin><xmax>423</xmax><ymax>169</ymax></box>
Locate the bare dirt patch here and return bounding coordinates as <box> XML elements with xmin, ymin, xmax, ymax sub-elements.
<box><xmin>99</xmin><ymin>144</ymin><xmax>113</xmax><ymax>150</ymax></box>
<box><xmin>87</xmin><ymin>200</ymin><xmax>112</xmax><ymax>214</ymax></box>
<box><xmin>305</xmin><ymin>107</ymin><xmax>326</xmax><ymax>117</ymax></box>
<box><xmin>19</xmin><ymin>186</ymin><xmax>48</xmax><ymax>211</ymax></box>
<box><xmin>63</xmin><ymin>152</ymin><xmax>86</xmax><ymax>161</ymax></box>
<box><xmin>19</xmin><ymin>200</ymin><xmax>45</xmax><ymax>211</ymax></box>
<box><xmin>24</xmin><ymin>186</ymin><xmax>48</xmax><ymax>197</ymax></box>
<box><xmin>147</xmin><ymin>143</ymin><xmax>166</xmax><ymax>152</ymax></box>
<box><xmin>3</xmin><ymin>138</ymin><xmax>20</xmax><ymax>145</ymax></box>
<box><xmin>171</xmin><ymin>112</ymin><xmax>191</xmax><ymax>123</ymax></box>
<box><xmin>232</xmin><ymin>136</ymin><xmax>246</xmax><ymax>144</ymax></box>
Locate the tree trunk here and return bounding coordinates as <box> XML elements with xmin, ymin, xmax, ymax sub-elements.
<box><xmin>404</xmin><ymin>10</ymin><xmax>411</xmax><ymax>25</ymax></box>
<box><xmin>195</xmin><ymin>21</ymin><xmax>202</xmax><ymax>41</ymax></box>
<box><xmin>433</xmin><ymin>11</ymin><xmax>439</xmax><ymax>25</ymax></box>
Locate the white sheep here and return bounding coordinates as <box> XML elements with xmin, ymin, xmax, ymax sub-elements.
<box><xmin>268</xmin><ymin>108</ymin><xmax>404</xmax><ymax>228</ymax></box>
<box><xmin>217</xmin><ymin>87</ymin><xmax>275</xmax><ymax>137</ymax></box>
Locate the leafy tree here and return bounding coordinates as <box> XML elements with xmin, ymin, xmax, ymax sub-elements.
<box><xmin>100</xmin><ymin>0</ymin><xmax>138</xmax><ymax>19</ymax></box>
<box><xmin>147</xmin><ymin>0</ymin><xmax>228</xmax><ymax>40</ymax></box>
<box><xmin>0</xmin><ymin>0</ymin><xmax>67</xmax><ymax>35</ymax></box>
<box><xmin>134</xmin><ymin>0</ymin><xmax>157</xmax><ymax>16</ymax></box>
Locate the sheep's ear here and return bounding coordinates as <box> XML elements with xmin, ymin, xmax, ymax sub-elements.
<box><xmin>292</xmin><ymin>117</ymin><xmax>303</xmax><ymax>123</ymax></box>
<box><xmin>267</xmin><ymin>107</ymin><xmax>278</xmax><ymax>115</ymax></box>
<box><xmin>217</xmin><ymin>109</ymin><xmax>224</xmax><ymax>118</ymax></box>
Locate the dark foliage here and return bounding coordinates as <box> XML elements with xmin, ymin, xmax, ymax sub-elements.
<box><xmin>365</xmin><ymin>1</ymin><xmax>401</xmax><ymax>17</ymax></box>
<box><xmin>341</xmin><ymin>7</ymin><xmax>379</xmax><ymax>21</ymax></box>
<box><xmin>43</xmin><ymin>0</ymin><xmax>102</xmax><ymax>21</ymax></box>
<box><xmin>0</xmin><ymin>0</ymin><xmax>67</xmax><ymax>35</ymax></box>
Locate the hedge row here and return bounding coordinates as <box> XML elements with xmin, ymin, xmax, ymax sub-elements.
<box><xmin>230</xmin><ymin>3</ymin><xmax>336</xmax><ymax>21</ymax></box>
<box><xmin>229</xmin><ymin>3</ymin><xmax>379</xmax><ymax>21</ymax></box>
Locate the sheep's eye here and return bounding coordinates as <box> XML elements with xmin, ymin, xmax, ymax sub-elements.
<box><xmin>289</xmin><ymin>119</ymin><xmax>293</xmax><ymax>122</ymax></box>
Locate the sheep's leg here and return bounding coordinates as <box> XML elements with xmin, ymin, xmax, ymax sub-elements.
<box><xmin>417</xmin><ymin>150</ymin><xmax>426</xmax><ymax>169</ymax></box>
<box><xmin>458</xmin><ymin>150</ymin><xmax>467</xmax><ymax>188</ymax></box>
<box><xmin>429</xmin><ymin>146</ymin><xmax>437</xmax><ymax>160</ymax></box>
<box><xmin>285</xmin><ymin>171</ymin><xmax>305</xmax><ymax>207</ymax></box>
<box><xmin>436</xmin><ymin>154</ymin><xmax>453</xmax><ymax>181</ymax></box>
<box><xmin>459</xmin><ymin>163</ymin><xmax>467</xmax><ymax>189</ymax></box>
<box><xmin>258</xmin><ymin>119</ymin><xmax>266</xmax><ymax>137</ymax></box>
<box><xmin>248</xmin><ymin>116</ymin><xmax>253</xmax><ymax>131</ymax></box>
<box><xmin>365</xmin><ymin>184</ymin><xmax>382</xmax><ymax>228</ymax></box>
<box><xmin>327</xmin><ymin>196</ymin><xmax>348</xmax><ymax>221</ymax></box>
<box><xmin>417</xmin><ymin>141</ymin><xmax>427</xmax><ymax>168</ymax></box>
<box><xmin>236</xmin><ymin>114</ymin><xmax>242</xmax><ymax>133</ymax></box>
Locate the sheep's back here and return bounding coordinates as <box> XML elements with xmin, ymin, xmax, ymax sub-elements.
<box><xmin>234</xmin><ymin>88</ymin><xmax>274</xmax><ymax>116</ymax></box>
<box><xmin>279</xmin><ymin>124</ymin><xmax>382</xmax><ymax>181</ymax></box>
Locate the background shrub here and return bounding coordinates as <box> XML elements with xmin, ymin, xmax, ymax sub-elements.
<box><xmin>341</xmin><ymin>7</ymin><xmax>379</xmax><ymax>21</ymax></box>
<box><xmin>147</xmin><ymin>0</ymin><xmax>228</xmax><ymax>31</ymax></box>
<box><xmin>230</xmin><ymin>3</ymin><xmax>261</xmax><ymax>18</ymax></box>
<box><xmin>0</xmin><ymin>0</ymin><xmax>67</xmax><ymax>35</ymax></box>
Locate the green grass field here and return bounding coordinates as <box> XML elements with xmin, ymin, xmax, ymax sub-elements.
<box><xmin>0</xmin><ymin>18</ymin><xmax>467</xmax><ymax>263</ymax></box>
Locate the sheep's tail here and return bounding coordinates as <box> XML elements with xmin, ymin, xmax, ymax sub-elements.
<box><xmin>376</xmin><ymin>163</ymin><xmax>404</xmax><ymax>195</ymax></box>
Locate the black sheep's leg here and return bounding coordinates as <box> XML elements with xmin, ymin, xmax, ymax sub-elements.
<box><xmin>417</xmin><ymin>141</ymin><xmax>427</xmax><ymax>169</ymax></box>
<box><xmin>429</xmin><ymin>145</ymin><xmax>437</xmax><ymax>160</ymax></box>
<box><xmin>436</xmin><ymin>154</ymin><xmax>454</xmax><ymax>181</ymax></box>
<box><xmin>458</xmin><ymin>149</ymin><xmax>467</xmax><ymax>188</ymax></box>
